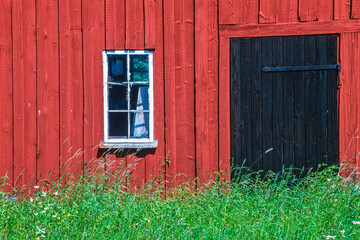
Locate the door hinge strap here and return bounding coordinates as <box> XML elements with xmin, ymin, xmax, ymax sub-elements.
<box><xmin>262</xmin><ymin>64</ymin><xmax>340</xmax><ymax>73</ymax></box>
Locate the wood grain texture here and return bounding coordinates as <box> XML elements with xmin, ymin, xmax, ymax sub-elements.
<box><xmin>219</xmin><ymin>0</ymin><xmax>259</xmax><ymax>24</ymax></box>
<box><xmin>12</xmin><ymin>0</ymin><xmax>37</xmax><ymax>188</ymax></box>
<box><xmin>0</xmin><ymin>0</ymin><xmax>13</xmax><ymax>187</ymax></box>
<box><xmin>145</xmin><ymin>0</ymin><xmax>165</xmax><ymax>185</ymax></box>
<box><xmin>106</xmin><ymin>0</ymin><xmax>125</xmax><ymax>49</ymax></box>
<box><xmin>219</xmin><ymin>20</ymin><xmax>360</xmax><ymax>38</ymax></box>
<box><xmin>339</xmin><ymin>33</ymin><xmax>358</xmax><ymax>176</ymax></box>
<box><xmin>259</xmin><ymin>0</ymin><xmax>276</xmax><ymax>23</ymax></box>
<box><xmin>276</xmin><ymin>0</ymin><xmax>298</xmax><ymax>23</ymax></box>
<box><xmin>218</xmin><ymin>37</ymin><xmax>231</xmax><ymax>182</ymax></box>
<box><xmin>59</xmin><ymin>0</ymin><xmax>84</xmax><ymax>179</ymax></box>
<box><xmin>352</xmin><ymin>0</ymin><xmax>360</xmax><ymax>19</ymax></box>
<box><xmin>334</xmin><ymin>0</ymin><xmax>351</xmax><ymax>19</ymax></box>
<box><xmin>82</xmin><ymin>0</ymin><xmax>105</xmax><ymax>171</ymax></box>
<box><xmin>125</xmin><ymin>0</ymin><xmax>144</xmax><ymax>49</ymax></box>
<box><xmin>36</xmin><ymin>0</ymin><xmax>60</xmax><ymax>182</ymax></box>
<box><xmin>195</xmin><ymin>0</ymin><xmax>219</xmax><ymax>184</ymax></box>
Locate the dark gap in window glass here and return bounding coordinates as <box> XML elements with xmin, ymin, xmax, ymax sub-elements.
<box><xmin>108</xmin><ymin>85</ymin><xmax>127</xmax><ymax>110</ymax></box>
<box><xmin>130</xmin><ymin>55</ymin><xmax>149</xmax><ymax>82</ymax></box>
<box><xmin>109</xmin><ymin>112</ymin><xmax>128</xmax><ymax>138</ymax></box>
<box><xmin>130</xmin><ymin>112</ymin><xmax>149</xmax><ymax>138</ymax></box>
<box><xmin>108</xmin><ymin>55</ymin><xmax>127</xmax><ymax>83</ymax></box>
<box><xmin>130</xmin><ymin>85</ymin><xmax>149</xmax><ymax>110</ymax></box>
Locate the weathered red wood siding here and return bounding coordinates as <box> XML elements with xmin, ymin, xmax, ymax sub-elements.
<box><xmin>1</xmin><ymin>0</ymin><xmax>360</xmax><ymax>189</ymax></box>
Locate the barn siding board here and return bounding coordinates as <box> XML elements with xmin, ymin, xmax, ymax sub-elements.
<box><xmin>276</xmin><ymin>0</ymin><xmax>298</xmax><ymax>23</ymax></box>
<box><xmin>352</xmin><ymin>0</ymin><xmax>360</xmax><ymax>19</ymax></box>
<box><xmin>219</xmin><ymin>37</ymin><xmax>231</xmax><ymax>182</ymax></box>
<box><xmin>145</xmin><ymin>0</ymin><xmax>165</xmax><ymax>183</ymax></box>
<box><xmin>259</xmin><ymin>0</ymin><xmax>276</xmax><ymax>23</ymax></box>
<box><xmin>195</xmin><ymin>0</ymin><xmax>219</xmax><ymax>183</ymax></box>
<box><xmin>125</xmin><ymin>0</ymin><xmax>144</xmax><ymax>50</ymax></box>
<box><xmin>219</xmin><ymin>0</ymin><xmax>259</xmax><ymax>25</ymax></box>
<box><xmin>59</xmin><ymin>0</ymin><xmax>84</xmax><ymax>179</ymax></box>
<box><xmin>334</xmin><ymin>0</ymin><xmax>351</xmax><ymax>20</ymax></box>
<box><xmin>339</xmin><ymin>33</ymin><xmax>358</xmax><ymax>176</ymax></box>
<box><xmin>0</xmin><ymin>0</ymin><xmax>13</xmax><ymax>187</ymax></box>
<box><xmin>36</xmin><ymin>0</ymin><xmax>60</xmax><ymax>182</ymax></box>
<box><xmin>82</xmin><ymin>0</ymin><xmax>105</xmax><ymax>171</ymax></box>
<box><xmin>106</xmin><ymin>0</ymin><xmax>126</xmax><ymax>49</ymax></box>
<box><xmin>12</xmin><ymin>0</ymin><xmax>37</xmax><ymax>188</ymax></box>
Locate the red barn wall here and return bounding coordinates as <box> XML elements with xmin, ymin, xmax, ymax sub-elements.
<box><xmin>1</xmin><ymin>0</ymin><xmax>360</xmax><ymax>189</ymax></box>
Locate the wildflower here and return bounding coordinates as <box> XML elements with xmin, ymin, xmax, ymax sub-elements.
<box><xmin>36</xmin><ymin>226</ymin><xmax>45</xmax><ymax>234</ymax></box>
<box><xmin>41</xmin><ymin>192</ymin><xmax>47</xmax><ymax>197</ymax></box>
<box><xmin>147</xmin><ymin>219</ymin><xmax>150</xmax><ymax>223</ymax></box>
<box><xmin>34</xmin><ymin>213</ymin><xmax>39</xmax><ymax>216</ymax></box>
<box><xmin>67</xmin><ymin>213</ymin><xmax>71</xmax><ymax>217</ymax></box>
<box><xmin>54</xmin><ymin>192</ymin><xmax>58</xmax><ymax>196</ymax></box>
<box><xmin>36</xmin><ymin>238</ymin><xmax>40</xmax><ymax>240</ymax></box>
<box><xmin>94</xmin><ymin>210</ymin><xmax>97</xmax><ymax>214</ymax></box>
<box><xmin>75</xmin><ymin>211</ymin><xmax>78</xmax><ymax>214</ymax></box>
<box><xmin>34</xmin><ymin>185</ymin><xmax>39</xmax><ymax>189</ymax></box>
<box><xmin>44</xmin><ymin>207</ymin><xmax>48</xmax><ymax>210</ymax></box>
<box><xmin>353</xmin><ymin>221</ymin><xmax>360</xmax><ymax>224</ymax></box>
<box><xmin>324</xmin><ymin>236</ymin><xmax>336</xmax><ymax>240</ymax></box>
<box><xmin>6</xmin><ymin>195</ymin><xmax>17</xmax><ymax>202</ymax></box>
<box><xmin>57</xmin><ymin>217</ymin><xmax>60</xmax><ymax>220</ymax></box>
<box><xmin>63</xmin><ymin>211</ymin><xmax>66</xmax><ymax>214</ymax></box>
<box><xmin>340</xmin><ymin>230</ymin><xmax>345</xmax><ymax>234</ymax></box>
<box><xmin>30</xmin><ymin>197</ymin><xmax>34</xmax><ymax>203</ymax></box>
<box><xmin>52</xmin><ymin>215</ymin><xmax>57</xmax><ymax>218</ymax></box>
<box><xmin>41</xmin><ymin>210</ymin><xmax>46</xmax><ymax>214</ymax></box>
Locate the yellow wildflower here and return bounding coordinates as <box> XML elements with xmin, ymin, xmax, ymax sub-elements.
<box><xmin>75</xmin><ymin>211</ymin><xmax>78</xmax><ymax>214</ymax></box>
<box><xmin>67</xmin><ymin>213</ymin><xmax>71</xmax><ymax>217</ymax></box>
<box><xmin>57</xmin><ymin>217</ymin><xmax>60</xmax><ymax>220</ymax></box>
<box><xmin>63</xmin><ymin>211</ymin><xmax>66</xmax><ymax>214</ymax></box>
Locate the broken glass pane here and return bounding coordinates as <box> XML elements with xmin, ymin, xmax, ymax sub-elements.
<box><xmin>108</xmin><ymin>85</ymin><xmax>127</xmax><ymax>110</ymax></box>
<box><xmin>109</xmin><ymin>112</ymin><xmax>128</xmax><ymax>138</ymax></box>
<box><xmin>108</xmin><ymin>55</ymin><xmax>127</xmax><ymax>82</ymax></box>
<box><xmin>130</xmin><ymin>85</ymin><xmax>149</xmax><ymax>110</ymax></box>
<box><xmin>130</xmin><ymin>112</ymin><xmax>149</xmax><ymax>138</ymax></box>
<box><xmin>130</xmin><ymin>55</ymin><xmax>149</xmax><ymax>82</ymax></box>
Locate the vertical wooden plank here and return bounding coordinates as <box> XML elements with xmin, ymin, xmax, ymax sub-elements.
<box><xmin>293</xmin><ymin>36</ymin><xmax>306</xmax><ymax>174</ymax></box>
<box><xmin>315</xmin><ymin>36</ymin><xmax>328</xmax><ymax>168</ymax></box>
<box><xmin>145</xmin><ymin>0</ymin><xmax>165</xmax><ymax>184</ymax></box>
<box><xmin>106</xmin><ymin>0</ymin><xmax>126</xmax><ymax>49</ymax></box>
<box><xmin>299</xmin><ymin>0</ymin><xmax>318</xmax><ymax>21</ymax></box>
<box><xmin>352</xmin><ymin>0</ymin><xmax>360</xmax><ymax>18</ymax></box>
<box><xmin>283</xmin><ymin>37</ymin><xmax>295</xmax><ymax>169</ymax></box>
<box><xmin>261</xmin><ymin>37</ymin><xmax>274</xmax><ymax>175</ymax></box>
<box><xmin>125</xmin><ymin>0</ymin><xmax>146</xmax><ymax>187</ymax></box>
<box><xmin>259</xmin><ymin>0</ymin><xmax>276</xmax><ymax>23</ymax></box>
<box><xmin>83</xmin><ymin>0</ymin><xmax>105</xmax><ymax>172</ymax></box>
<box><xmin>339</xmin><ymin>33</ymin><xmax>358</xmax><ymax>176</ymax></box>
<box><xmin>272</xmin><ymin>37</ymin><xmax>284</xmax><ymax>173</ymax></box>
<box><xmin>219</xmin><ymin>0</ymin><xmax>259</xmax><ymax>25</ymax></box>
<box><xmin>36</xmin><ymin>0</ymin><xmax>60</xmax><ymax>182</ymax></box>
<box><xmin>299</xmin><ymin>0</ymin><xmax>333</xmax><ymax>21</ymax></box>
<box><xmin>230</xmin><ymin>39</ymin><xmax>242</xmax><ymax>179</ymax></box>
<box><xmin>304</xmin><ymin>36</ymin><xmax>317</xmax><ymax>170</ymax></box>
<box><xmin>12</xmin><ymin>0</ymin><xmax>37</xmax><ymax>188</ymax></box>
<box><xmin>195</xmin><ymin>0</ymin><xmax>219</xmax><ymax>184</ymax></box>
<box><xmin>0</xmin><ymin>0</ymin><xmax>13</xmax><ymax>187</ymax></box>
<box><xmin>219</xmin><ymin>37</ymin><xmax>231</xmax><ymax>182</ymax></box>
<box><xmin>59</xmin><ymin>0</ymin><xmax>84</xmax><ymax>179</ymax></box>
<box><xmin>326</xmin><ymin>35</ymin><xmax>338</xmax><ymax>167</ymax></box>
<box><xmin>250</xmin><ymin>38</ymin><xmax>262</xmax><ymax>172</ymax></box>
<box><xmin>276</xmin><ymin>0</ymin><xmax>298</xmax><ymax>23</ymax></box>
<box><xmin>125</xmin><ymin>0</ymin><xmax>144</xmax><ymax>49</ymax></box>
<box><xmin>334</xmin><ymin>0</ymin><xmax>351</xmax><ymax>20</ymax></box>
<box><xmin>164</xmin><ymin>0</ymin><xmax>196</xmax><ymax>187</ymax></box>
<box><xmin>241</xmin><ymin>39</ymin><xmax>252</xmax><ymax>170</ymax></box>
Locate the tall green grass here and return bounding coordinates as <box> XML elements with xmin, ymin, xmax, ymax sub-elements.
<box><xmin>1</xmin><ymin>164</ymin><xmax>360</xmax><ymax>239</ymax></box>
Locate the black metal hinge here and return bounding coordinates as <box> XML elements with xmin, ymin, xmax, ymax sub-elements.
<box><xmin>262</xmin><ymin>64</ymin><xmax>341</xmax><ymax>73</ymax></box>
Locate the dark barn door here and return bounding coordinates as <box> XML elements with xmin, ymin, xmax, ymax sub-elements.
<box><xmin>230</xmin><ymin>35</ymin><xmax>339</xmax><ymax>178</ymax></box>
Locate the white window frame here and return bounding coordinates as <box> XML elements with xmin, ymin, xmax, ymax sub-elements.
<box><xmin>102</xmin><ymin>50</ymin><xmax>156</xmax><ymax>147</ymax></box>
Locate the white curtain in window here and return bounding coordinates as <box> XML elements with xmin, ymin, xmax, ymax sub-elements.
<box><xmin>132</xmin><ymin>87</ymin><xmax>149</xmax><ymax>138</ymax></box>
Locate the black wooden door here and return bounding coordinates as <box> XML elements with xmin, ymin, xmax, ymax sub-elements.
<box><xmin>230</xmin><ymin>35</ymin><xmax>339</xmax><ymax>178</ymax></box>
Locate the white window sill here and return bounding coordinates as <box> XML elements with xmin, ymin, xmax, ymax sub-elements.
<box><xmin>99</xmin><ymin>140</ymin><xmax>158</xmax><ymax>149</ymax></box>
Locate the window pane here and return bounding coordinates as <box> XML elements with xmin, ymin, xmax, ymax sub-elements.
<box><xmin>130</xmin><ymin>55</ymin><xmax>149</xmax><ymax>82</ymax></box>
<box><xmin>130</xmin><ymin>85</ymin><xmax>149</xmax><ymax>110</ymax></box>
<box><xmin>108</xmin><ymin>85</ymin><xmax>127</xmax><ymax>110</ymax></box>
<box><xmin>109</xmin><ymin>112</ymin><xmax>128</xmax><ymax>138</ymax></box>
<box><xmin>108</xmin><ymin>55</ymin><xmax>127</xmax><ymax>82</ymax></box>
<box><xmin>130</xmin><ymin>112</ymin><xmax>149</xmax><ymax>138</ymax></box>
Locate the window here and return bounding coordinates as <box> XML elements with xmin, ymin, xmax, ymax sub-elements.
<box><xmin>102</xmin><ymin>50</ymin><xmax>156</xmax><ymax>148</ymax></box>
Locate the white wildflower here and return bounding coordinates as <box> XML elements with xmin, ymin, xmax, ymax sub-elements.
<box><xmin>323</xmin><ymin>236</ymin><xmax>336</xmax><ymax>240</ymax></box>
<box><xmin>54</xmin><ymin>192</ymin><xmax>58</xmax><ymax>196</ymax></box>
<box><xmin>40</xmin><ymin>210</ymin><xmax>46</xmax><ymax>214</ymax></box>
<box><xmin>339</xmin><ymin>230</ymin><xmax>345</xmax><ymax>234</ymax></box>
<box><xmin>41</xmin><ymin>192</ymin><xmax>47</xmax><ymax>197</ymax></box>
<box><xmin>36</xmin><ymin>226</ymin><xmax>45</xmax><ymax>234</ymax></box>
<box><xmin>44</xmin><ymin>207</ymin><xmax>48</xmax><ymax>210</ymax></box>
<box><xmin>52</xmin><ymin>215</ymin><xmax>57</xmax><ymax>218</ymax></box>
<box><xmin>29</xmin><ymin>197</ymin><xmax>34</xmax><ymax>203</ymax></box>
<box><xmin>34</xmin><ymin>185</ymin><xmax>39</xmax><ymax>189</ymax></box>
<box><xmin>353</xmin><ymin>221</ymin><xmax>360</xmax><ymax>224</ymax></box>
<box><xmin>34</xmin><ymin>213</ymin><xmax>38</xmax><ymax>216</ymax></box>
<box><xmin>327</xmin><ymin>178</ymin><xmax>331</xmax><ymax>182</ymax></box>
